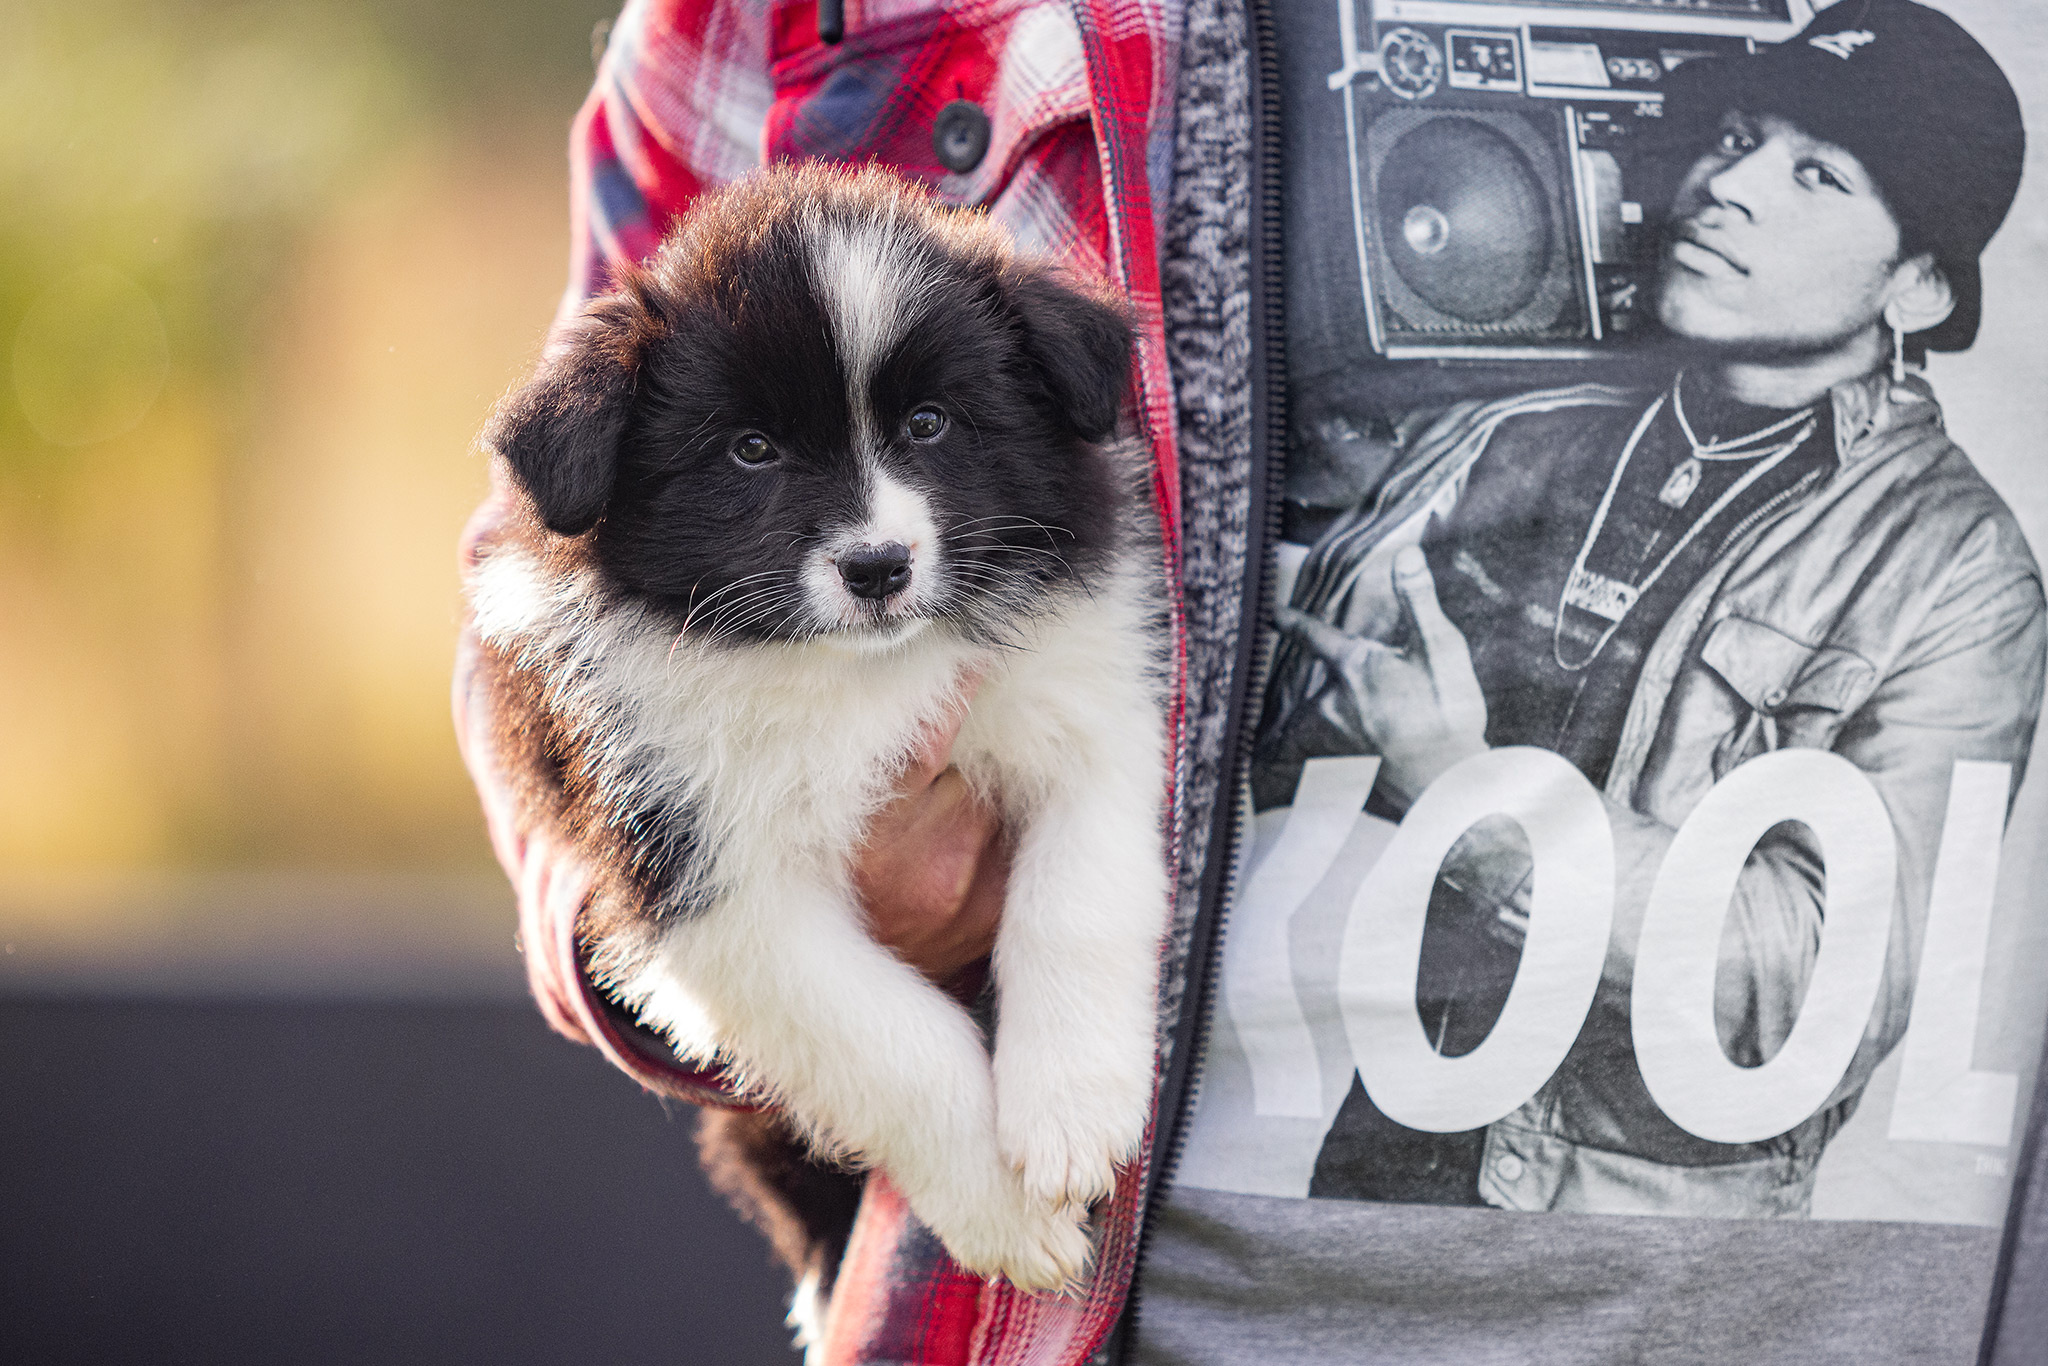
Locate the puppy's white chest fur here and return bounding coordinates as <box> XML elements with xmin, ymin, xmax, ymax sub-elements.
<box><xmin>474</xmin><ymin>544</ymin><xmax>1152</xmax><ymax>889</ymax></box>
<box><xmin>475</xmin><ymin>540</ymin><xmax>1166</xmax><ymax>1291</ymax></box>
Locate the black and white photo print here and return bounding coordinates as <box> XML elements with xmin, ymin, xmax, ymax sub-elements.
<box><xmin>1176</xmin><ymin>0</ymin><xmax>2048</xmax><ymax>1228</ymax></box>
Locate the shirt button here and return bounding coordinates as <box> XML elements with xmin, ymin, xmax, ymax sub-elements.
<box><xmin>1762</xmin><ymin>686</ymin><xmax>1787</xmax><ymax>707</ymax></box>
<box><xmin>1495</xmin><ymin>1153</ymin><xmax>1525</xmax><ymax>1181</ymax></box>
<box><xmin>933</xmin><ymin>100</ymin><xmax>992</xmax><ymax>173</ymax></box>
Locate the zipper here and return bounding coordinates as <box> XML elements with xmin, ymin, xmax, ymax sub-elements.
<box><xmin>1111</xmin><ymin>0</ymin><xmax>1286</xmax><ymax>1355</ymax></box>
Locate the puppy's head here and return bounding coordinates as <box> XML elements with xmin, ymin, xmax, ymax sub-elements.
<box><xmin>486</xmin><ymin>164</ymin><xmax>1133</xmax><ymax>648</ymax></box>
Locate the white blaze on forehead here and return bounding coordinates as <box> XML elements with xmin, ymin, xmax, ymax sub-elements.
<box><xmin>802</xmin><ymin>209</ymin><xmax>936</xmax><ymax>445</ymax></box>
<box><xmin>862</xmin><ymin>467</ymin><xmax>940</xmax><ymax>554</ymax></box>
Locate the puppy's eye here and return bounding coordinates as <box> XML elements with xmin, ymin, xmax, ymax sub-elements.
<box><xmin>730</xmin><ymin>432</ymin><xmax>777</xmax><ymax>466</ymax></box>
<box><xmin>906</xmin><ymin>407</ymin><xmax>947</xmax><ymax>442</ymax></box>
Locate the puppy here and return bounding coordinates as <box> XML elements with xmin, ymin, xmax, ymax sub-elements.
<box><xmin>467</xmin><ymin>165</ymin><xmax>1169</xmax><ymax>1292</ymax></box>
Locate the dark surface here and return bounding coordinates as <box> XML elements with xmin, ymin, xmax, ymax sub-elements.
<box><xmin>1985</xmin><ymin>1043</ymin><xmax>2048</xmax><ymax>1366</ymax></box>
<box><xmin>0</xmin><ymin>997</ymin><xmax>802</xmax><ymax>1366</ymax></box>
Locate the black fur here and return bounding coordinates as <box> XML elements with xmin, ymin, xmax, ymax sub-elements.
<box><xmin>484</xmin><ymin>291</ymin><xmax>653</xmax><ymax>535</ymax></box>
<box><xmin>999</xmin><ymin>271</ymin><xmax>1135</xmax><ymax>443</ymax></box>
<box><xmin>697</xmin><ymin>1109</ymin><xmax>866</xmax><ymax>1306</ymax></box>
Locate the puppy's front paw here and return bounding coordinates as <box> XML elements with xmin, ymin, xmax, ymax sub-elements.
<box><xmin>995</xmin><ymin>1058</ymin><xmax>1150</xmax><ymax>1209</ymax></box>
<box><xmin>978</xmin><ymin>1200</ymin><xmax>1094</xmax><ymax>1295</ymax></box>
<box><xmin>919</xmin><ymin>1169</ymin><xmax>1093</xmax><ymax>1294</ymax></box>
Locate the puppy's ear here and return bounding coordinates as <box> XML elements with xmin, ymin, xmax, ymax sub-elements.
<box><xmin>487</xmin><ymin>289</ymin><xmax>659</xmax><ymax>535</ymax></box>
<box><xmin>1004</xmin><ymin>267</ymin><xmax>1133</xmax><ymax>443</ymax></box>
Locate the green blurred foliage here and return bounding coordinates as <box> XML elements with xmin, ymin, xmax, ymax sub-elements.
<box><xmin>0</xmin><ymin>0</ymin><xmax>608</xmax><ymax>473</ymax></box>
<box><xmin>0</xmin><ymin>0</ymin><xmax>615</xmax><ymax>874</ymax></box>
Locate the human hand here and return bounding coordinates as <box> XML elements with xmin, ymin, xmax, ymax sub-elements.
<box><xmin>853</xmin><ymin>673</ymin><xmax>1011</xmax><ymax>994</ymax></box>
<box><xmin>1276</xmin><ymin>544</ymin><xmax>1488</xmax><ymax>809</ymax></box>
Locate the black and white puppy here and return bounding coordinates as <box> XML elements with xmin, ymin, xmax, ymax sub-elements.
<box><xmin>468</xmin><ymin>165</ymin><xmax>1168</xmax><ymax>1292</ymax></box>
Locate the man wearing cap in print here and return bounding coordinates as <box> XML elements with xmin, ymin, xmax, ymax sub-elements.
<box><xmin>1257</xmin><ymin>0</ymin><xmax>2046</xmax><ymax>1217</ymax></box>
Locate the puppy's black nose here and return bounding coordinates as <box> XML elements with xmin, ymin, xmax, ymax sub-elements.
<box><xmin>839</xmin><ymin>543</ymin><xmax>913</xmax><ymax>600</ymax></box>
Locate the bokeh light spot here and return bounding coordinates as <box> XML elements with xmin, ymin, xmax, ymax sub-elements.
<box><xmin>12</xmin><ymin>266</ymin><xmax>171</xmax><ymax>446</ymax></box>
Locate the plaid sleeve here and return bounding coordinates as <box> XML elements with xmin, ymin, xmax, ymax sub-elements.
<box><xmin>559</xmin><ymin>0</ymin><xmax>778</xmax><ymax>324</ymax></box>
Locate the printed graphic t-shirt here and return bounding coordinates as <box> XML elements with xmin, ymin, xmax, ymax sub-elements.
<box><xmin>1131</xmin><ymin>5</ymin><xmax>2048</xmax><ymax>1363</ymax></box>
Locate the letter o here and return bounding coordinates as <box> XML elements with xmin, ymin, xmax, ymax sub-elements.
<box><xmin>1341</xmin><ymin>747</ymin><xmax>1615</xmax><ymax>1133</ymax></box>
<box><xmin>1632</xmin><ymin>749</ymin><xmax>1896</xmax><ymax>1145</ymax></box>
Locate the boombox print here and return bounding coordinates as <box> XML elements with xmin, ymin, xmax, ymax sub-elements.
<box><xmin>1336</xmin><ymin>0</ymin><xmax>1805</xmax><ymax>357</ymax></box>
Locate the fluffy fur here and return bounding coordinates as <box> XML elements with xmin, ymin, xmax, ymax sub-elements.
<box><xmin>469</xmin><ymin>165</ymin><xmax>1169</xmax><ymax>1295</ymax></box>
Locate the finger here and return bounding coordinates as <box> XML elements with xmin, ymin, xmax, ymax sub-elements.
<box><xmin>1393</xmin><ymin>546</ymin><xmax>1488</xmax><ymax>723</ymax></box>
<box><xmin>901</xmin><ymin>662</ymin><xmax>989</xmax><ymax>787</ymax></box>
<box><xmin>942</xmin><ymin>820</ymin><xmax>1012</xmax><ymax>992</ymax></box>
<box><xmin>1274</xmin><ymin>605</ymin><xmax>1371</xmax><ymax>672</ymax></box>
<box><xmin>854</xmin><ymin>767</ymin><xmax>1008</xmax><ymax>987</ymax></box>
<box><xmin>458</xmin><ymin>485</ymin><xmax>517</xmax><ymax>577</ymax></box>
<box><xmin>1392</xmin><ymin>546</ymin><xmax>1464</xmax><ymax>668</ymax></box>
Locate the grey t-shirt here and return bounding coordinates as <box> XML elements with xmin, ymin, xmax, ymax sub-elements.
<box><xmin>1131</xmin><ymin>1</ymin><xmax>2048</xmax><ymax>1360</ymax></box>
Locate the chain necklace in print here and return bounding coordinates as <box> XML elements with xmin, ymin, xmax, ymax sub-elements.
<box><xmin>1554</xmin><ymin>381</ymin><xmax>1817</xmax><ymax>673</ymax></box>
<box><xmin>1656</xmin><ymin>372</ymin><xmax>1818</xmax><ymax>509</ymax></box>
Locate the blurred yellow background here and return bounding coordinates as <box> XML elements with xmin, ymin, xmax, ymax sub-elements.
<box><xmin>1</xmin><ymin>0</ymin><xmax>613</xmax><ymax>990</ymax></box>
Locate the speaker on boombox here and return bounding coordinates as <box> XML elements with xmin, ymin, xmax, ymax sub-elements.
<box><xmin>1361</xmin><ymin>102</ymin><xmax>1590</xmax><ymax>350</ymax></box>
<box><xmin>1335</xmin><ymin>0</ymin><xmax>1814</xmax><ymax>361</ymax></box>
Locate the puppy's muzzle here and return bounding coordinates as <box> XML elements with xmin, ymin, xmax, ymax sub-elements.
<box><xmin>838</xmin><ymin>542</ymin><xmax>913</xmax><ymax>601</ymax></box>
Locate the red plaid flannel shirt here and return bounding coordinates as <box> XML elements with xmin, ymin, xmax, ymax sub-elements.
<box><xmin>453</xmin><ymin>0</ymin><xmax>1187</xmax><ymax>1361</ymax></box>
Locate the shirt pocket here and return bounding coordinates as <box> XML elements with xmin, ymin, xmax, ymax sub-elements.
<box><xmin>764</xmin><ymin>1</ymin><xmax>1093</xmax><ymax>215</ymax></box>
<box><xmin>1699</xmin><ymin>615</ymin><xmax>1878</xmax><ymax>776</ymax></box>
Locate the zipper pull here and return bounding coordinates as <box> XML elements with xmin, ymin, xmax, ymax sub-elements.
<box><xmin>819</xmin><ymin>0</ymin><xmax>844</xmax><ymax>44</ymax></box>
